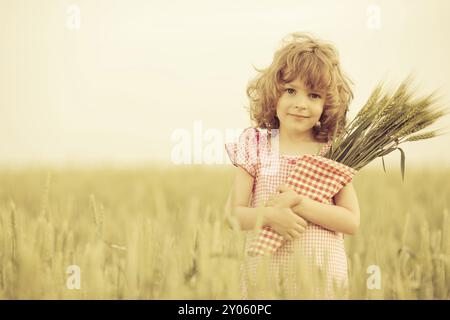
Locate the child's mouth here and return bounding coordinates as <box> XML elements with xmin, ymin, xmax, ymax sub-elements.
<box><xmin>289</xmin><ymin>114</ymin><xmax>309</xmax><ymax>119</ymax></box>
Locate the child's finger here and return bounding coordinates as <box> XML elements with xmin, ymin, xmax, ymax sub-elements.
<box><xmin>290</xmin><ymin>229</ymin><xmax>302</xmax><ymax>238</ymax></box>
<box><xmin>283</xmin><ymin>233</ymin><xmax>293</xmax><ymax>241</ymax></box>
<box><xmin>296</xmin><ymin>217</ymin><xmax>307</xmax><ymax>228</ymax></box>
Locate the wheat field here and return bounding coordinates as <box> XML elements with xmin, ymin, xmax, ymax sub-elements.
<box><xmin>0</xmin><ymin>165</ymin><xmax>449</xmax><ymax>299</ymax></box>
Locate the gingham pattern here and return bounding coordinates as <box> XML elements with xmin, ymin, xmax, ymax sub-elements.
<box><xmin>224</xmin><ymin>127</ymin><xmax>260</xmax><ymax>178</ymax></box>
<box><xmin>248</xmin><ymin>154</ymin><xmax>357</xmax><ymax>256</ymax></box>
<box><xmin>225</xmin><ymin>127</ymin><xmax>356</xmax><ymax>299</ymax></box>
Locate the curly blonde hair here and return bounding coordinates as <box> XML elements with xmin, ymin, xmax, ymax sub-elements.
<box><xmin>246</xmin><ymin>32</ymin><xmax>354</xmax><ymax>142</ymax></box>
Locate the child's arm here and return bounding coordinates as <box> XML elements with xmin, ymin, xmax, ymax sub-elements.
<box><xmin>224</xmin><ymin>166</ymin><xmax>269</xmax><ymax>231</ymax></box>
<box><xmin>266</xmin><ymin>183</ymin><xmax>360</xmax><ymax>235</ymax></box>
<box><xmin>224</xmin><ymin>167</ymin><xmax>307</xmax><ymax>237</ymax></box>
<box><xmin>292</xmin><ymin>182</ymin><xmax>360</xmax><ymax>235</ymax></box>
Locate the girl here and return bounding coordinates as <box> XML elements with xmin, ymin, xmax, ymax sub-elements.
<box><xmin>224</xmin><ymin>32</ymin><xmax>361</xmax><ymax>299</ymax></box>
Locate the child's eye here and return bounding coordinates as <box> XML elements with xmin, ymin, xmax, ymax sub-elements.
<box><xmin>285</xmin><ymin>88</ymin><xmax>296</xmax><ymax>95</ymax></box>
<box><xmin>309</xmin><ymin>93</ymin><xmax>322</xmax><ymax>100</ymax></box>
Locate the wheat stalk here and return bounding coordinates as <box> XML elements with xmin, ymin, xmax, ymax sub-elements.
<box><xmin>40</xmin><ymin>172</ymin><xmax>51</xmax><ymax>221</ymax></box>
<box><xmin>324</xmin><ymin>75</ymin><xmax>449</xmax><ymax>179</ymax></box>
<box><xmin>89</xmin><ymin>194</ymin><xmax>104</xmax><ymax>239</ymax></box>
<box><xmin>9</xmin><ymin>201</ymin><xmax>17</xmax><ymax>267</ymax></box>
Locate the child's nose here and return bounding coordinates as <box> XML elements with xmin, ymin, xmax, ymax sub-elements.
<box><xmin>293</xmin><ymin>92</ymin><xmax>310</xmax><ymax>107</ymax></box>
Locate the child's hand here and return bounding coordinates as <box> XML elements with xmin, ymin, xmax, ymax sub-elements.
<box><xmin>265</xmin><ymin>184</ymin><xmax>302</xmax><ymax>208</ymax></box>
<box><xmin>264</xmin><ymin>207</ymin><xmax>307</xmax><ymax>240</ymax></box>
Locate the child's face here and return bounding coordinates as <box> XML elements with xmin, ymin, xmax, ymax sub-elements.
<box><xmin>276</xmin><ymin>77</ymin><xmax>325</xmax><ymax>138</ymax></box>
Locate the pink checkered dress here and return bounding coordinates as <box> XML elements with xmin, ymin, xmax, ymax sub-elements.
<box><xmin>225</xmin><ymin>127</ymin><xmax>350</xmax><ymax>299</ymax></box>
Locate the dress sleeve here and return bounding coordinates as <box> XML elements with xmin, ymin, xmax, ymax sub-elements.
<box><xmin>224</xmin><ymin>127</ymin><xmax>259</xmax><ymax>178</ymax></box>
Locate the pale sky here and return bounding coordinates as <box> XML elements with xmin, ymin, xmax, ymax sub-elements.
<box><xmin>1</xmin><ymin>0</ymin><xmax>450</xmax><ymax>169</ymax></box>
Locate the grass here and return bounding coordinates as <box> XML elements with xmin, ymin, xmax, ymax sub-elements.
<box><xmin>0</xmin><ymin>165</ymin><xmax>449</xmax><ymax>299</ymax></box>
